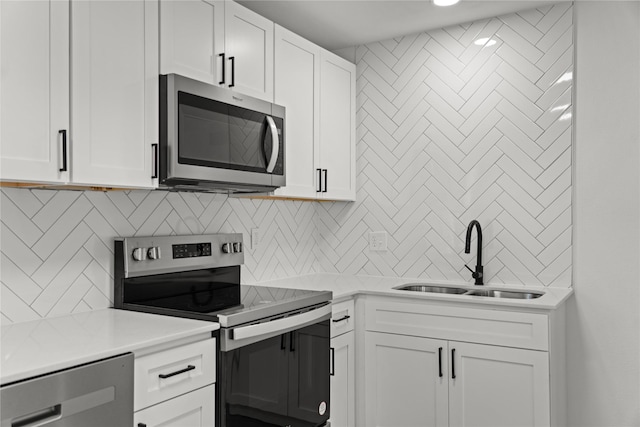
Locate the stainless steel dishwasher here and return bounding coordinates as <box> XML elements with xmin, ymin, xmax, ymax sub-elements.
<box><xmin>1</xmin><ymin>353</ymin><xmax>133</xmax><ymax>427</ymax></box>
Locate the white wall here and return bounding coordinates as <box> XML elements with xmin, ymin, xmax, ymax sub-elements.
<box><xmin>569</xmin><ymin>1</ymin><xmax>640</xmax><ymax>425</ymax></box>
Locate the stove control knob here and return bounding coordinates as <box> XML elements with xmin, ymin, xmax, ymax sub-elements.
<box><xmin>233</xmin><ymin>242</ymin><xmax>242</xmax><ymax>253</ymax></box>
<box><xmin>132</xmin><ymin>247</ymin><xmax>147</xmax><ymax>261</ymax></box>
<box><xmin>222</xmin><ymin>243</ymin><xmax>231</xmax><ymax>254</ymax></box>
<box><xmin>147</xmin><ymin>247</ymin><xmax>161</xmax><ymax>260</ymax></box>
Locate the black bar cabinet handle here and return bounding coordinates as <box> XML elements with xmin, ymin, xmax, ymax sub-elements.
<box><xmin>138</xmin><ymin>424</ymin><xmax>147</xmax><ymax>427</ymax></box>
<box><xmin>281</xmin><ymin>334</ymin><xmax>286</xmax><ymax>350</ymax></box>
<box><xmin>151</xmin><ymin>143</ymin><xmax>158</xmax><ymax>179</ymax></box>
<box><xmin>59</xmin><ymin>130</ymin><xmax>67</xmax><ymax>172</ymax></box>
<box><xmin>229</xmin><ymin>56</ymin><xmax>235</xmax><ymax>88</ymax></box>
<box><xmin>219</xmin><ymin>53</ymin><xmax>226</xmax><ymax>85</ymax></box>
<box><xmin>158</xmin><ymin>365</ymin><xmax>195</xmax><ymax>379</ymax></box>
<box><xmin>330</xmin><ymin>347</ymin><xmax>335</xmax><ymax>376</ymax></box>
<box><xmin>438</xmin><ymin>347</ymin><xmax>443</xmax><ymax>378</ymax></box>
<box><xmin>316</xmin><ymin>168</ymin><xmax>322</xmax><ymax>192</ymax></box>
<box><xmin>451</xmin><ymin>349</ymin><xmax>456</xmax><ymax>379</ymax></box>
<box><xmin>332</xmin><ymin>315</ymin><xmax>351</xmax><ymax>323</ymax></box>
<box><xmin>322</xmin><ymin>169</ymin><xmax>328</xmax><ymax>192</ymax></box>
<box><xmin>289</xmin><ymin>331</ymin><xmax>295</xmax><ymax>352</ymax></box>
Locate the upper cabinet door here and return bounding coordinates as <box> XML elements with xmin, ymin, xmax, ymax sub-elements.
<box><xmin>71</xmin><ymin>0</ymin><xmax>158</xmax><ymax>188</ymax></box>
<box><xmin>0</xmin><ymin>0</ymin><xmax>69</xmax><ymax>183</ymax></box>
<box><xmin>319</xmin><ymin>51</ymin><xmax>356</xmax><ymax>201</ymax></box>
<box><xmin>224</xmin><ymin>1</ymin><xmax>274</xmax><ymax>102</ymax></box>
<box><xmin>273</xmin><ymin>25</ymin><xmax>320</xmax><ymax>199</ymax></box>
<box><xmin>160</xmin><ymin>0</ymin><xmax>225</xmax><ymax>86</ymax></box>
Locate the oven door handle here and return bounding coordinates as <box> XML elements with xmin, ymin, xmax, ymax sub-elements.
<box><xmin>265</xmin><ymin>115</ymin><xmax>279</xmax><ymax>173</ymax></box>
<box><xmin>231</xmin><ymin>304</ymin><xmax>332</xmax><ymax>341</ymax></box>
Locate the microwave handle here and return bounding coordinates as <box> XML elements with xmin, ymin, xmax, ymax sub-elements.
<box><xmin>265</xmin><ymin>115</ymin><xmax>279</xmax><ymax>173</ymax></box>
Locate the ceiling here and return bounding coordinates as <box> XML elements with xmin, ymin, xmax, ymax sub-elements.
<box><xmin>236</xmin><ymin>0</ymin><xmax>566</xmax><ymax>51</ymax></box>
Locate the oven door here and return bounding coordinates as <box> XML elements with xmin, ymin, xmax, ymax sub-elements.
<box><xmin>161</xmin><ymin>74</ymin><xmax>285</xmax><ymax>189</ymax></box>
<box><xmin>219</xmin><ymin>309</ymin><xmax>331</xmax><ymax>427</ymax></box>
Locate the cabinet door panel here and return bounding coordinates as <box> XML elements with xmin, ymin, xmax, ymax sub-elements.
<box><xmin>72</xmin><ymin>0</ymin><xmax>156</xmax><ymax>188</ymax></box>
<box><xmin>225</xmin><ymin>1</ymin><xmax>273</xmax><ymax>101</ymax></box>
<box><xmin>365</xmin><ymin>332</ymin><xmax>448</xmax><ymax>427</ymax></box>
<box><xmin>449</xmin><ymin>341</ymin><xmax>550</xmax><ymax>427</ymax></box>
<box><xmin>0</xmin><ymin>0</ymin><xmax>69</xmax><ymax>183</ymax></box>
<box><xmin>330</xmin><ymin>331</ymin><xmax>355</xmax><ymax>427</ymax></box>
<box><xmin>319</xmin><ymin>52</ymin><xmax>356</xmax><ymax>201</ymax></box>
<box><xmin>134</xmin><ymin>384</ymin><xmax>215</xmax><ymax>427</ymax></box>
<box><xmin>160</xmin><ymin>0</ymin><xmax>224</xmax><ymax>85</ymax></box>
<box><xmin>273</xmin><ymin>25</ymin><xmax>320</xmax><ymax>199</ymax></box>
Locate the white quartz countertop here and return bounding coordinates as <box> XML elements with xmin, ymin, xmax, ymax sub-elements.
<box><xmin>255</xmin><ymin>273</ymin><xmax>573</xmax><ymax>310</ymax></box>
<box><xmin>1</xmin><ymin>309</ymin><xmax>219</xmax><ymax>385</ymax></box>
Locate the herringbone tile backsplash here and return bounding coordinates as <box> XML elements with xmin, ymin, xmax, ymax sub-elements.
<box><xmin>318</xmin><ymin>3</ymin><xmax>573</xmax><ymax>287</ymax></box>
<box><xmin>0</xmin><ymin>4</ymin><xmax>573</xmax><ymax>324</ymax></box>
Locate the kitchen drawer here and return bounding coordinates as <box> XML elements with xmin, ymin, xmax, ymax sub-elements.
<box><xmin>134</xmin><ymin>338</ymin><xmax>216</xmax><ymax>411</ymax></box>
<box><xmin>365</xmin><ymin>297</ymin><xmax>549</xmax><ymax>350</ymax></box>
<box><xmin>331</xmin><ymin>299</ymin><xmax>355</xmax><ymax>338</ymax></box>
<box><xmin>134</xmin><ymin>384</ymin><xmax>215</xmax><ymax>427</ymax></box>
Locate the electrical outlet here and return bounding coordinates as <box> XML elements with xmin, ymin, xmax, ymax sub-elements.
<box><xmin>369</xmin><ymin>231</ymin><xmax>388</xmax><ymax>252</ymax></box>
<box><xmin>251</xmin><ymin>228</ymin><xmax>260</xmax><ymax>249</ymax></box>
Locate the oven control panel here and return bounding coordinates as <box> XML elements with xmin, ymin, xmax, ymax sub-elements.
<box><xmin>119</xmin><ymin>233</ymin><xmax>244</xmax><ymax>276</ymax></box>
<box><xmin>172</xmin><ymin>242</ymin><xmax>212</xmax><ymax>259</ymax></box>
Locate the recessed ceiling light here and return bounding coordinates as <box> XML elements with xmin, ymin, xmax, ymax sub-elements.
<box><xmin>433</xmin><ymin>0</ymin><xmax>460</xmax><ymax>6</ymax></box>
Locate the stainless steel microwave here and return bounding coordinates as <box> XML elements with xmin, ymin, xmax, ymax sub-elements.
<box><xmin>159</xmin><ymin>74</ymin><xmax>285</xmax><ymax>193</ymax></box>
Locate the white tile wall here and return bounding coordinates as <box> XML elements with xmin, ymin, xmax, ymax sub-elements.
<box><xmin>0</xmin><ymin>5</ymin><xmax>573</xmax><ymax>324</ymax></box>
<box><xmin>0</xmin><ymin>189</ymin><xmax>318</xmax><ymax>324</ymax></box>
<box><xmin>317</xmin><ymin>3</ymin><xmax>573</xmax><ymax>287</ymax></box>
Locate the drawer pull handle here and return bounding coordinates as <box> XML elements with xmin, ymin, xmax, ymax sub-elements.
<box><xmin>332</xmin><ymin>315</ymin><xmax>351</xmax><ymax>323</ymax></box>
<box><xmin>438</xmin><ymin>347</ymin><xmax>443</xmax><ymax>378</ymax></box>
<box><xmin>158</xmin><ymin>365</ymin><xmax>195</xmax><ymax>379</ymax></box>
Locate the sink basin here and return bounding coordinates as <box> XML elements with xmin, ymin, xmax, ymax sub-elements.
<box><xmin>395</xmin><ymin>284</ymin><xmax>468</xmax><ymax>294</ymax></box>
<box><xmin>394</xmin><ymin>283</ymin><xmax>544</xmax><ymax>300</ymax></box>
<box><xmin>466</xmin><ymin>290</ymin><xmax>543</xmax><ymax>299</ymax></box>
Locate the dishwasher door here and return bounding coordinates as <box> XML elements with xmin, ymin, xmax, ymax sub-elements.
<box><xmin>1</xmin><ymin>353</ymin><xmax>133</xmax><ymax>427</ymax></box>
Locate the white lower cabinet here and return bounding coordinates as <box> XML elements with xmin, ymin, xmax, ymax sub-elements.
<box><xmin>331</xmin><ymin>331</ymin><xmax>355</xmax><ymax>427</ymax></box>
<box><xmin>365</xmin><ymin>333</ymin><xmax>448</xmax><ymax>427</ymax></box>
<box><xmin>449</xmin><ymin>341</ymin><xmax>549</xmax><ymax>427</ymax></box>
<box><xmin>133</xmin><ymin>384</ymin><xmax>215</xmax><ymax>427</ymax></box>
<box><xmin>134</xmin><ymin>337</ymin><xmax>216</xmax><ymax>427</ymax></box>
<box><xmin>330</xmin><ymin>299</ymin><xmax>356</xmax><ymax>427</ymax></box>
<box><xmin>362</xmin><ymin>296</ymin><xmax>565</xmax><ymax>427</ymax></box>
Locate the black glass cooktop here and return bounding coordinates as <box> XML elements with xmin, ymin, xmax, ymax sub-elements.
<box><xmin>120</xmin><ymin>265</ymin><xmax>331</xmax><ymax>327</ymax></box>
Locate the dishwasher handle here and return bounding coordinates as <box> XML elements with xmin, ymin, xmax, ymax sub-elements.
<box><xmin>11</xmin><ymin>405</ymin><xmax>61</xmax><ymax>427</ymax></box>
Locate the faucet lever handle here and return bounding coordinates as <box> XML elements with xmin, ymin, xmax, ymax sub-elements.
<box><xmin>464</xmin><ymin>264</ymin><xmax>474</xmax><ymax>274</ymax></box>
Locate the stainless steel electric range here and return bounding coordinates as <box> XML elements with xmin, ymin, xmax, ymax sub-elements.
<box><xmin>114</xmin><ymin>233</ymin><xmax>332</xmax><ymax>427</ymax></box>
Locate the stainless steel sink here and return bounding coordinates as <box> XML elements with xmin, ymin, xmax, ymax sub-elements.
<box><xmin>465</xmin><ymin>289</ymin><xmax>543</xmax><ymax>299</ymax></box>
<box><xmin>394</xmin><ymin>284</ymin><xmax>468</xmax><ymax>294</ymax></box>
<box><xmin>394</xmin><ymin>283</ymin><xmax>544</xmax><ymax>299</ymax></box>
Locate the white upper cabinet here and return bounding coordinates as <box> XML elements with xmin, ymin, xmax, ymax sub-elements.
<box><xmin>160</xmin><ymin>0</ymin><xmax>225</xmax><ymax>86</ymax></box>
<box><xmin>273</xmin><ymin>25</ymin><xmax>320</xmax><ymax>199</ymax></box>
<box><xmin>224</xmin><ymin>1</ymin><xmax>274</xmax><ymax>101</ymax></box>
<box><xmin>1</xmin><ymin>0</ymin><xmax>157</xmax><ymax>188</ymax></box>
<box><xmin>71</xmin><ymin>0</ymin><xmax>158</xmax><ymax>188</ymax></box>
<box><xmin>319</xmin><ymin>52</ymin><xmax>356</xmax><ymax>201</ymax></box>
<box><xmin>160</xmin><ymin>0</ymin><xmax>274</xmax><ymax>102</ymax></box>
<box><xmin>274</xmin><ymin>26</ymin><xmax>356</xmax><ymax>201</ymax></box>
<box><xmin>0</xmin><ymin>0</ymin><xmax>69</xmax><ymax>183</ymax></box>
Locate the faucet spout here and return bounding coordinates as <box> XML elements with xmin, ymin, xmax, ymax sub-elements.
<box><xmin>464</xmin><ymin>220</ymin><xmax>484</xmax><ymax>285</ymax></box>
